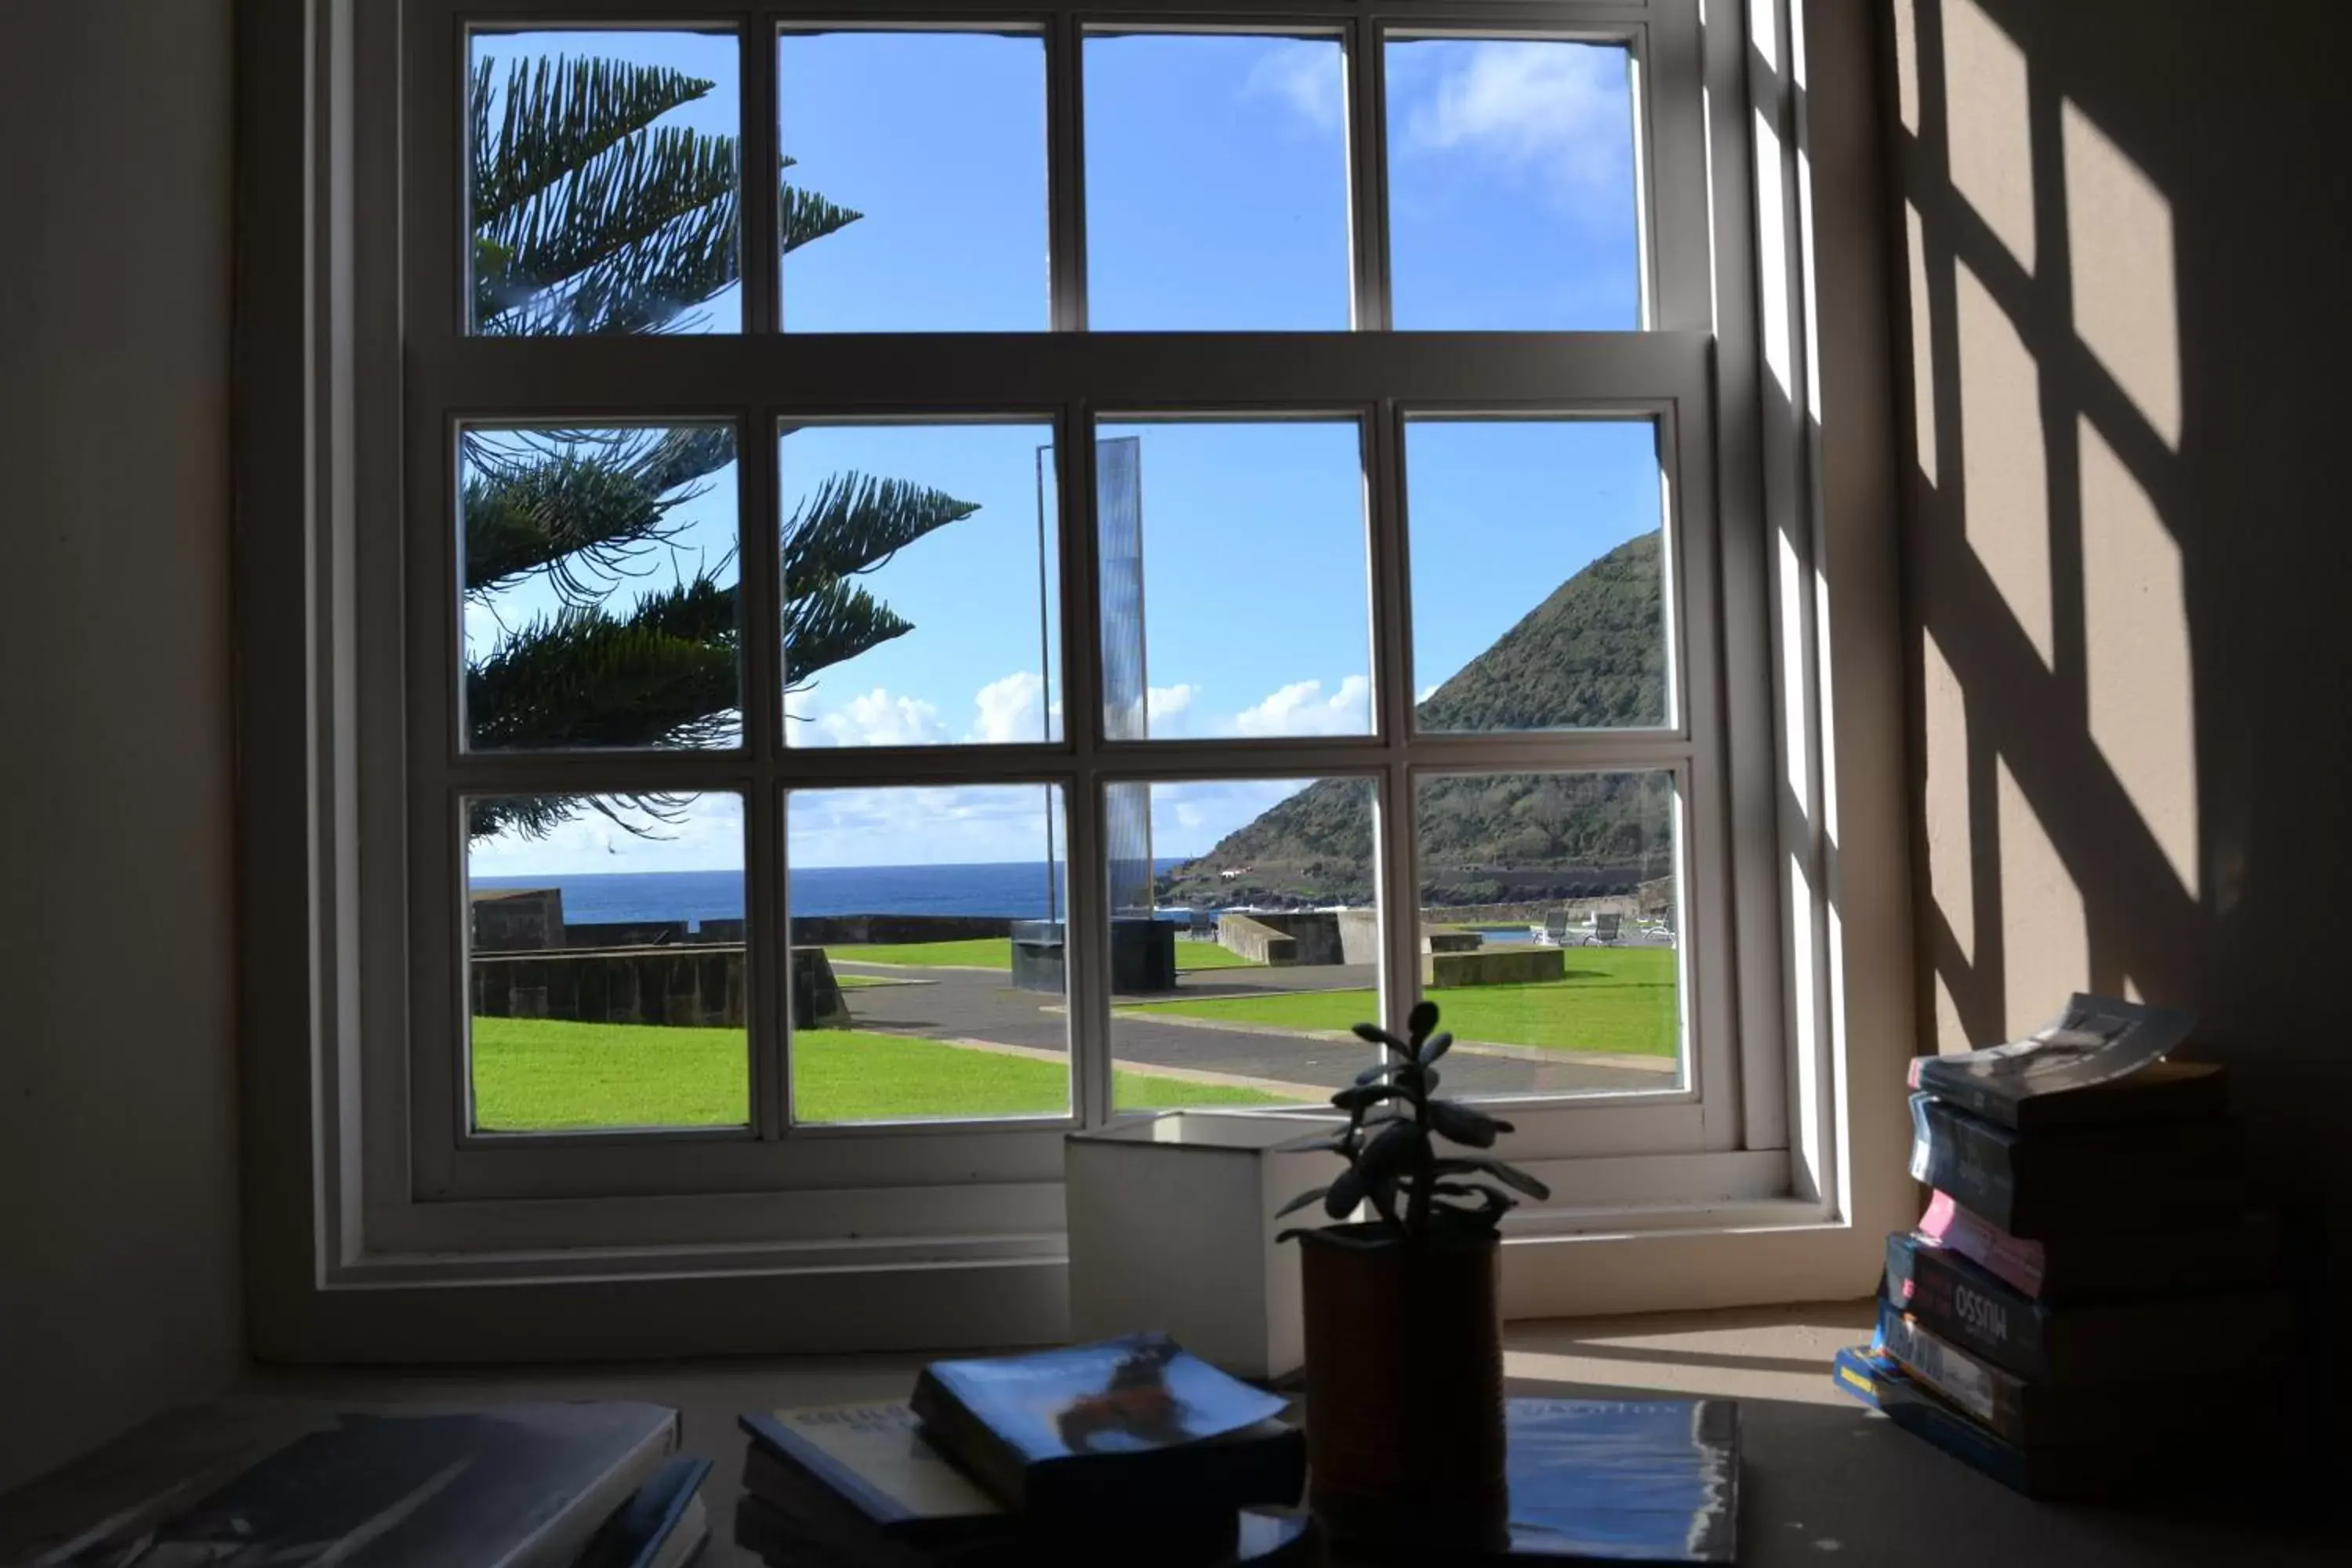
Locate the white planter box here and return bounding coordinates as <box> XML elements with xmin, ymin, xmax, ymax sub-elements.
<box><xmin>1065</xmin><ymin>1112</ymin><xmax>1344</xmax><ymax>1381</ymax></box>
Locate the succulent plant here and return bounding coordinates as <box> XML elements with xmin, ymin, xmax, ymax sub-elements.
<box><xmin>1278</xmin><ymin>1000</ymin><xmax>1552</xmax><ymax>1243</ymax></box>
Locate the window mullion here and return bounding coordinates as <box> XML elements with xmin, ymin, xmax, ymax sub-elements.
<box><xmin>1346</xmin><ymin>15</ymin><xmax>1391</xmax><ymax>332</ymax></box>
<box><xmin>741</xmin><ymin>16</ymin><xmax>779</xmax><ymax>338</ymax></box>
<box><xmin>1047</xmin><ymin>13</ymin><xmax>1087</xmax><ymax>332</ymax></box>
<box><xmin>740</xmin><ymin>408</ymin><xmax>786</xmax><ymax>1141</ymax></box>
<box><xmin>1062</xmin><ymin>406</ymin><xmax>1110</xmax><ymax>1128</ymax></box>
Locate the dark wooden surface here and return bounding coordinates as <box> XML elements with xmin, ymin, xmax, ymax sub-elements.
<box><xmin>253</xmin><ymin>1301</ymin><xmax>2344</xmax><ymax>1566</ymax></box>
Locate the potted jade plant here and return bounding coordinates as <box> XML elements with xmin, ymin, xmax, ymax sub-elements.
<box><xmin>1277</xmin><ymin>1000</ymin><xmax>1551</xmax><ymax>1548</ymax></box>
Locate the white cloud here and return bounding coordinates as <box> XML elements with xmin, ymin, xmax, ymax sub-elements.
<box><xmin>470</xmin><ymin>789</ymin><xmax>746</xmax><ymax>877</ymax></box>
<box><xmin>1416</xmin><ymin>683</ymin><xmax>1441</xmax><ymax>705</ymax></box>
<box><xmin>1148</xmin><ymin>683</ymin><xmax>1197</xmax><ymax>735</ymax></box>
<box><xmin>1406</xmin><ymin>41</ymin><xmax>1631</xmax><ymax>197</ymax></box>
<box><xmin>1233</xmin><ymin>674</ymin><xmax>1372</xmax><ymax>738</ymax></box>
<box><xmin>971</xmin><ymin>671</ymin><xmax>1051</xmax><ymax>745</ymax></box>
<box><xmin>1243</xmin><ymin>39</ymin><xmax>1343</xmax><ymax>132</ymax></box>
<box><xmin>807</xmin><ymin>687</ymin><xmax>947</xmax><ymax>748</ymax></box>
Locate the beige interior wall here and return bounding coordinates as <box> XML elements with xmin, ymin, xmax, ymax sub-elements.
<box><xmin>0</xmin><ymin>0</ymin><xmax>242</xmax><ymax>1492</ymax></box>
<box><xmin>1885</xmin><ymin>0</ymin><xmax>2352</xmax><ymax>1368</ymax></box>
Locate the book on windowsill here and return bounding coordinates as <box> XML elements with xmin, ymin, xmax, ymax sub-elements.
<box><xmin>1907</xmin><ymin>1093</ymin><xmax>2245</xmax><ymax>1238</ymax></box>
<box><xmin>1907</xmin><ymin>993</ymin><xmax>2207</xmax><ymax>1130</ymax></box>
<box><xmin>1915</xmin><ymin>1189</ymin><xmax>2284</xmax><ymax>1302</ymax></box>
<box><xmin>1882</xmin><ymin>1229</ymin><xmax>2294</xmax><ymax>1382</ymax></box>
<box><xmin>0</xmin><ymin>1399</ymin><xmax>681</xmax><ymax>1566</ymax></box>
<box><xmin>906</xmin><ymin>1334</ymin><xmax>1305</xmax><ymax>1523</ymax></box>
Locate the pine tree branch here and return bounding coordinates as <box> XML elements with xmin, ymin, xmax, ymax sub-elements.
<box><xmin>466</xmin><ymin>576</ymin><xmax>740</xmax><ymax>752</ymax></box>
<box><xmin>461</xmin><ymin>427</ymin><xmax>735</xmax><ymax>600</ymax></box>
<box><xmin>779</xmin><ymin>473</ymin><xmax>980</xmax><ymax>601</ymax></box>
<box><xmin>471</xmin><ymin>55</ymin><xmax>714</xmax><ymax>233</ymax></box>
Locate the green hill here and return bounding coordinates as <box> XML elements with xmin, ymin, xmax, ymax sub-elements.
<box><xmin>1159</xmin><ymin>532</ymin><xmax>1674</xmax><ymax>909</ymax></box>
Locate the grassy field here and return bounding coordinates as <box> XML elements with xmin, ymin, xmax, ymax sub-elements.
<box><xmin>470</xmin><ymin>1016</ymin><xmax>1293</xmax><ymax>1131</ymax></box>
<box><xmin>825</xmin><ymin>936</ymin><xmax>1259</xmax><ymax>972</ymax></box>
<box><xmin>1116</xmin><ymin>947</ymin><xmax>1679</xmax><ymax>1057</ymax></box>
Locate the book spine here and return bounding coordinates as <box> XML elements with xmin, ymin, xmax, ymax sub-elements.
<box><xmin>1916</xmin><ymin>1102</ymin><xmax>2024</xmax><ymax>1232</ymax></box>
<box><xmin>907</xmin><ymin>1371</ymin><xmax>1026</xmax><ymax>1514</ymax></box>
<box><xmin>1917</xmin><ymin>1191</ymin><xmax>2047</xmax><ymax>1296</ymax></box>
<box><xmin>1878</xmin><ymin>1302</ymin><xmax>2033</xmax><ymax>1446</ymax></box>
<box><xmin>1885</xmin><ymin>1233</ymin><xmax>2049</xmax><ymax>1379</ymax></box>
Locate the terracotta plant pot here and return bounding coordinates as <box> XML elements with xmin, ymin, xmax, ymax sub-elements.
<box><xmin>1296</xmin><ymin>1223</ymin><xmax>1508</xmax><ymax>1550</ymax></box>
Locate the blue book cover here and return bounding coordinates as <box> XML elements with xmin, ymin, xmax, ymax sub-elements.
<box><xmin>908</xmin><ymin>1334</ymin><xmax>1302</xmax><ymax>1519</ymax></box>
<box><xmin>1503</xmin><ymin>1398</ymin><xmax>1739</xmax><ymax>1563</ymax></box>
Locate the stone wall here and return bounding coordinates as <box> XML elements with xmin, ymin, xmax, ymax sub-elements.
<box><xmin>1238</xmin><ymin>911</ymin><xmax>1348</xmax><ymax>966</ymax></box>
<box><xmin>470</xmin><ymin>946</ymin><xmax>849</xmax><ymax>1029</ymax></box>
<box><xmin>1218</xmin><ymin>913</ymin><xmax>1298</xmax><ymax>966</ymax></box>
<box><xmin>1423</xmin><ymin>947</ymin><xmax>1566</xmax><ymax>988</ymax></box>
<box><xmin>788</xmin><ymin>913</ymin><xmax>1012</xmax><ymax>946</ymax></box>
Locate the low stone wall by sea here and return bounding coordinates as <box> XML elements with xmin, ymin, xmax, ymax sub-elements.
<box><xmin>470</xmin><ymin>946</ymin><xmax>850</xmax><ymax>1030</ymax></box>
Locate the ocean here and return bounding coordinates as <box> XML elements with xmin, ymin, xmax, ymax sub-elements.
<box><xmin>471</xmin><ymin>858</ymin><xmax>1193</xmax><ymax>925</ymax></box>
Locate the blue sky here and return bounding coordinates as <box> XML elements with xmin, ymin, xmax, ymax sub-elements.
<box><xmin>465</xmin><ymin>27</ymin><xmax>1654</xmax><ymax>877</ymax></box>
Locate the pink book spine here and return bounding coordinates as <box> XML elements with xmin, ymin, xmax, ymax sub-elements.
<box><xmin>1915</xmin><ymin>1190</ymin><xmax>2046</xmax><ymax>1297</ymax></box>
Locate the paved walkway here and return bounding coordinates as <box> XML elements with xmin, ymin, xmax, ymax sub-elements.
<box><xmin>827</xmin><ymin>959</ymin><xmax>1676</xmax><ymax>1101</ymax></box>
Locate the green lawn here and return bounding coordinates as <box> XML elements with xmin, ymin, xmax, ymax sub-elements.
<box><xmin>825</xmin><ymin>936</ymin><xmax>1259</xmax><ymax>972</ymax></box>
<box><xmin>1116</xmin><ymin>947</ymin><xmax>1680</xmax><ymax>1058</ymax></box>
<box><xmin>470</xmin><ymin>1016</ymin><xmax>1293</xmax><ymax>1131</ymax></box>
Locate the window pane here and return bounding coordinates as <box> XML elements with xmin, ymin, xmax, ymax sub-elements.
<box><xmin>1415</xmin><ymin>771</ymin><xmax>1682</xmax><ymax>1098</ymax></box>
<box><xmin>1406</xmin><ymin>418</ymin><xmax>1668</xmax><ymax>733</ymax></box>
<box><xmin>1084</xmin><ymin>34</ymin><xmax>1352</xmax><ymax>329</ymax></box>
<box><xmin>789</xmin><ymin>785</ymin><xmax>1069</xmax><ymax>1124</ymax></box>
<box><xmin>1109</xmin><ymin>777</ymin><xmax>1378</xmax><ymax>1112</ymax></box>
<box><xmin>1385</xmin><ymin>38</ymin><xmax>1642</xmax><ymax>330</ymax></box>
<box><xmin>777</xmin><ymin>31</ymin><xmax>1047</xmax><ymax>330</ymax></box>
<box><xmin>1096</xmin><ymin>421</ymin><xmax>1371</xmax><ymax>742</ymax></box>
<box><xmin>461</xmin><ymin>423</ymin><xmax>741</xmax><ymax>753</ymax></box>
<box><xmin>466</xmin><ymin>792</ymin><xmax>749</xmax><ymax>1132</ymax></box>
<box><xmin>468</xmin><ymin>30</ymin><xmax>742</xmax><ymax>336</ymax></box>
<box><xmin>779</xmin><ymin>423</ymin><xmax>1060</xmax><ymax>748</ymax></box>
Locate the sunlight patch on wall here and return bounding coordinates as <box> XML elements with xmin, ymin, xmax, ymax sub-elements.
<box><xmin>1922</xmin><ymin>625</ymin><xmax>1973</xmax><ymax>966</ymax></box>
<box><xmin>1996</xmin><ymin>753</ymin><xmax>2088</xmax><ymax>1037</ymax></box>
<box><xmin>1905</xmin><ymin>202</ymin><xmax>1939</xmax><ymax>487</ymax></box>
<box><xmin>2063</xmin><ymin>100</ymin><xmax>2183</xmax><ymax>450</ymax></box>
<box><xmin>1933</xmin><ymin>969</ymin><xmax>1970</xmax><ymax>1054</ymax></box>
<box><xmin>2080</xmin><ymin>416</ymin><xmax>2199</xmax><ymax>899</ymax></box>
<box><xmin>1957</xmin><ymin>259</ymin><xmax>2053</xmax><ymax>666</ymax></box>
<box><xmin>1752</xmin><ymin>108</ymin><xmax>1794</xmax><ymax>401</ymax></box>
<box><xmin>1943</xmin><ymin>0</ymin><xmax>2036</xmax><ymax>275</ymax></box>
<box><xmin>1891</xmin><ymin>0</ymin><xmax>1921</xmax><ymax>134</ymax></box>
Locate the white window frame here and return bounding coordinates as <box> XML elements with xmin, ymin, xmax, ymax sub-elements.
<box><xmin>236</xmin><ymin>0</ymin><xmax>1918</xmax><ymax>1359</ymax></box>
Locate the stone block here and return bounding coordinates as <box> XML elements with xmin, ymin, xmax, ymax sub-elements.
<box><xmin>1421</xmin><ymin>946</ymin><xmax>1566</xmax><ymax>988</ymax></box>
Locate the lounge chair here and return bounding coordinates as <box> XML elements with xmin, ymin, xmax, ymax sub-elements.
<box><xmin>1587</xmin><ymin>912</ymin><xmax>1623</xmax><ymax>946</ymax></box>
<box><xmin>1531</xmin><ymin>909</ymin><xmax>1571</xmax><ymax>946</ymax></box>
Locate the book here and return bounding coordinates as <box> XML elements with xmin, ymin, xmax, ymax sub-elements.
<box><xmin>1915</xmin><ymin>1189</ymin><xmax>2285</xmax><ymax>1301</ymax></box>
<box><xmin>1875</xmin><ymin>1299</ymin><xmax>2242</xmax><ymax>1449</ymax></box>
<box><xmin>1883</xmin><ymin>1230</ymin><xmax>2295</xmax><ymax>1382</ymax></box>
<box><xmin>1908</xmin><ymin>993</ymin><xmax>2202</xmax><ymax>1130</ymax></box>
<box><xmin>1907</xmin><ymin>1094</ymin><xmax>2243</xmax><ymax>1237</ymax></box>
<box><xmin>907</xmin><ymin>1334</ymin><xmax>1304</xmax><ymax>1521</ymax></box>
<box><xmin>1500</xmin><ymin>1398</ymin><xmax>1739</xmax><ymax>1563</ymax></box>
<box><xmin>575</xmin><ymin>1456</ymin><xmax>711</xmax><ymax>1568</ymax></box>
<box><xmin>731</xmin><ymin>1492</ymin><xmax>1313</xmax><ymax>1568</ymax></box>
<box><xmin>739</xmin><ymin>1400</ymin><xmax>1007</xmax><ymax>1558</ymax></box>
<box><xmin>1833</xmin><ymin>1344</ymin><xmax>2136</xmax><ymax>1500</ymax></box>
<box><xmin>0</xmin><ymin>1400</ymin><xmax>680</xmax><ymax>1567</ymax></box>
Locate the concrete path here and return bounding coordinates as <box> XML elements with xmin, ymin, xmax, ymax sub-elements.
<box><xmin>826</xmin><ymin>959</ymin><xmax>1677</xmax><ymax>1101</ymax></box>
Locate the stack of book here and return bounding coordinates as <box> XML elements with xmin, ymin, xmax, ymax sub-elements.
<box><xmin>1835</xmin><ymin>994</ymin><xmax>2292</xmax><ymax>1498</ymax></box>
<box><xmin>734</xmin><ymin>1334</ymin><xmax>1743</xmax><ymax>1564</ymax></box>
<box><xmin>0</xmin><ymin>1400</ymin><xmax>713</xmax><ymax>1566</ymax></box>
<box><xmin>734</xmin><ymin>1333</ymin><xmax>1312</xmax><ymax>1566</ymax></box>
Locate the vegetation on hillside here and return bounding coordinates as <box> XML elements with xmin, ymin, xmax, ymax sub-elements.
<box><xmin>1159</xmin><ymin>532</ymin><xmax>1673</xmax><ymax>907</ymax></box>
